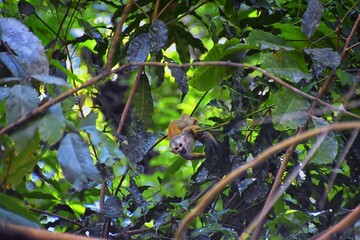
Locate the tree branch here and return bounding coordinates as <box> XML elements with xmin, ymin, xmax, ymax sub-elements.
<box><xmin>173</xmin><ymin>121</ymin><xmax>360</xmax><ymax>240</ymax></box>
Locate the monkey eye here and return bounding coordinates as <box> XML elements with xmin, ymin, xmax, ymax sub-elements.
<box><xmin>174</xmin><ymin>147</ymin><xmax>179</xmax><ymax>151</ymax></box>
<box><xmin>178</xmin><ymin>143</ymin><xmax>183</xmax><ymax>147</ymax></box>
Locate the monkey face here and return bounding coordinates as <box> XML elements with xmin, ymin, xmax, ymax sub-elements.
<box><xmin>170</xmin><ymin>135</ymin><xmax>187</xmax><ymax>154</ymax></box>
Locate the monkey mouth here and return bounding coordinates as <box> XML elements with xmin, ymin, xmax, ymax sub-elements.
<box><xmin>179</xmin><ymin>149</ymin><xmax>186</xmax><ymax>154</ymax></box>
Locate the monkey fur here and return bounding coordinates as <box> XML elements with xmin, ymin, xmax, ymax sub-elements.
<box><xmin>168</xmin><ymin>115</ymin><xmax>217</xmax><ymax>160</ymax></box>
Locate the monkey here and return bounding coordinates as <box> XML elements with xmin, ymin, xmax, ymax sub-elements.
<box><xmin>168</xmin><ymin>115</ymin><xmax>218</xmax><ymax>160</ymax></box>
<box><xmin>167</xmin><ymin>114</ymin><xmax>198</xmax><ymax>139</ymax></box>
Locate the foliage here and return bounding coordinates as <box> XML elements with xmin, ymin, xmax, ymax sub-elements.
<box><xmin>0</xmin><ymin>0</ymin><xmax>359</xmax><ymax>239</ymax></box>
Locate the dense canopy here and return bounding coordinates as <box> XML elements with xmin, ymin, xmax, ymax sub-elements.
<box><xmin>0</xmin><ymin>0</ymin><xmax>359</xmax><ymax>239</ymax></box>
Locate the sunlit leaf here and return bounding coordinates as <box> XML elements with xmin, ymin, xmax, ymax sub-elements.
<box><xmin>247</xmin><ymin>29</ymin><xmax>294</xmax><ymax>50</ymax></box>
<box><xmin>57</xmin><ymin>133</ymin><xmax>101</xmax><ymax>191</ymax></box>
<box><xmin>0</xmin><ymin>193</ymin><xmax>40</xmax><ymax>228</ymax></box>
<box><xmin>1</xmin><ymin>134</ymin><xmax>39</xmax><ymax>183</ymax></box>
<box><xmin>190</xmin><ymin>39</ymin><xmax>256</xmax><ymax>90</ymax></box>
<box><xmin>38</xmin><ymin>103</ymin><xmax>66</xmax><ymax>145</ymax></box>
<box><xmin>272</xmin><ymin>23</ymin><xmax>307</xmax><ymax>49</ymax></box>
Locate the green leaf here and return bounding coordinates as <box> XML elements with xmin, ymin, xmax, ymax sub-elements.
<box><xmin>38</xmin><ymin>103</ymin><xmax>66</xmax><ymax>145</ymax></box>
<box><xmin>190</xmin><ymin>39</ymin><xmax>256</xmax><ymax>91</ymax></box>
<box><xmin>247</xmin><ymin>29</ymin><xmax>294</xmax><ymax>50</ymax></box>
<box><xmin>0</xmin><ymin>193</ymin><xmax>41</xmax><ymax>228</ymax></box>
<box><xmin>273</xmin><ymin>88</ymin><xmax>310</xmax><ymax>131</ymax></box>
<box><xmin>168</xmin><ymin>23</ymin><xmax>207</xmax><ymax>63</ymax></box>
<box><xmin>260</xmin><ymin>51</ymin><xmax>311</xmax><ymax>83</ymax></box>
<box><xmin>163</xmin><ymin>158</ymin><xmax>186</xmax><ymax>182</ymax></box>
<box><xmin>82</xmin><ymin>125</ymin><xmax>123</xmax><ymax>167</ymax></box>
<box><xmin>30</xmin><ymin>74</ymin><xmax>70</xmax><ymax>87</ymax></box>
<box><xmin>132</xmin><ymin>74</ymin><xmax>154</xmax><ymax>129</ymax></box>
<box><xmin>57</xmin><ymin>133</ymin><xmax>101</xmax><ymax>191</ymax></box>
<box><xmin>5</xmin><ymin>85</ymin><xmax>38</xmax><ymax>124</ymax></box>
<box><xmin>310</xmin><ymin>116</ymin><xmax>338</xmax><ymax>165</ymax></box>
<box><xmin>49</xmin><ymin>59</ymin><xmax>82</xmax><ymax>83</ymax></box>
<box><xmin>336</xmin><ymin>69</ymin><xmax>354</xmax><ymax>86</ymax></box>
<box><xmin>272</xmin><ymin>23</ymin><xmax>307</xmax><ymax>49</ymax></box>
<box><xmin>1</xmin><ymin>134</ymin><xmax>40</xmax><ymax>184</ymax></box>
<box><xmin>10</xmin><ymin>122</ymin><xmax>39</xmax><ymax>155</ymax></box>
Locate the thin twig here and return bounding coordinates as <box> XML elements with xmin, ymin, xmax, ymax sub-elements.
<box><xmin>105</xmin><ymin>0</ymin><xmax>134</xmax><ymax>70</ymax></box>
<box><xmin>318</xmin><ymin>129</ymin><xmax>359</xmax><ymax>209</ymax></box>
<box><xmin>309</xmin><ymin>204</ymin><xmax>360</xmax><ymax>239</ymax></box>
<box><xmin>173</xmin><ymin>121</ymin><xmax>360</xmax><ymax>240</ymax></box>
<box><xmin>241</xmin><ymin>133</ymin><xmax>328</xmax><ymax>238</ymax></box>
<box><xmin>29</xmin><ymin>207</ymin><xmax>83</xmax><ymax>228</ymax></box>
<box><xmin>251</xmin><ymin>14</ymin><xmax>360</xmax><ymax>239</ymax></box>
<box><xmin>1</xmin><ymin>60</ymin><xmax>360</xmax><ymax>139</ymax></box>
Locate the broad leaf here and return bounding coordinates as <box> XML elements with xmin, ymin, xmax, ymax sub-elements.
<box><xmin>57</xmin><ymin>133</ymin><xmax>101</xmax><ymax>191</ymax></box>
<box><xmin>260</xmin><ymin>51</ymin><xmax>311</xmax><ymax>83</ymax></box>
<box><xmin>38</xmin><ymin>103</ymin><xmax>66</xmax><ymax>145</ymax></box>
<box><xmin>272</xmin><ymin>23</ymin><xmax>307</xmax><ymax>49</ymax></box>
<box><xmin>149</xmin><ymin>20</ymin><xmax>168</xmax><ymax>53</ymax></box>
<box><xmin>310</xmin><ymin>117</ymin><xmax>338</xmax><ymax>165</ymax></box>
<box><xmin>166</xmin><ymin>57</ymin><xmax>188</xmax><ymax>101</ymax></box>
<box><xmin>0</xmin><ymin>193</ymin><xmax>40</xmax><ymax>228</ymax></box>
<box><xmin>82</xmin><ymin>125</ymin><xmax>123</xmax><ymax>167</ymax></box>
<box><xmin>190</xmin><ymin>39</ymin><xmax>256</xmax><ymax>90</ymax></box>
<box><xmin>104</xmin><ymin>195</ymin><xmax>122</xmax><ymax>219</ymax></box>
<box><xmin>0</xmin><ymin>52</ymin><xmax>26</xmax><ymax>78</ymax></box>
<box><xmin>5</xmin><ymin>85</ymin><xmax>38</xmax><ymax>124</ymax></box>
<box><xmin>1</xmin><ymin>133</ymin><xmax>39</xmax><ymax>183</ymax></box>
<box><xmin>126</xmin><ymin>33</ymin><xmax>152</xmax><ymax>64</ymax></box>
<box><xmin>120</xmin><ymin>131</ymin><xmax>159</xmax><ymax>164</ymax></box>
<box><xmin>273</xmin><ymin>88</ymin><xmax>310</xmax><ymax>131</ymax></box>
<box><xmin>305</xmin><ymin>48</ymin><xmax>341</xmax><ymax>69</ymax></box>
<box><xmin>168</xmin><ymin>23</ymin><xmax>207</xmax><ymax>63</ymax></box>
<box><xmin>247</xmin><ymin>29</ymin><xmax>294</xmax><ymax>50</ymax></box>
<box><xmin>0</xmin><ymin>18</ymin><xmax>49</xmax><ymax>75</ymax></box>
<box><xmin>132</xmin><ymin>74</ymin><xmax>154</xmax><ymax>129</ymax></box>
<box><xmin>0</xmin><ymin>87</ymin><xmax>10</xmax><ymax>101</ymax></box>
<box><xmin>302</xmin><ymin>0</ymin><xmax>323</xmax><ymax>39</ymax></box>
<box><xmin>30</xmin><ymin>74</ymin><xmax>70</xmax><ymax>87</ymax></box>
<box><xmin>9</xmin><ymin>122</ymin><xmax>39</xmax><ymax>156</ymax></box>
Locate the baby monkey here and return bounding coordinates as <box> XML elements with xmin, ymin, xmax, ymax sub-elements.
<box><xmin>168</xmin><ymin>114</ymin><xmax>216</xmax><ymax>160</ymax></box>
